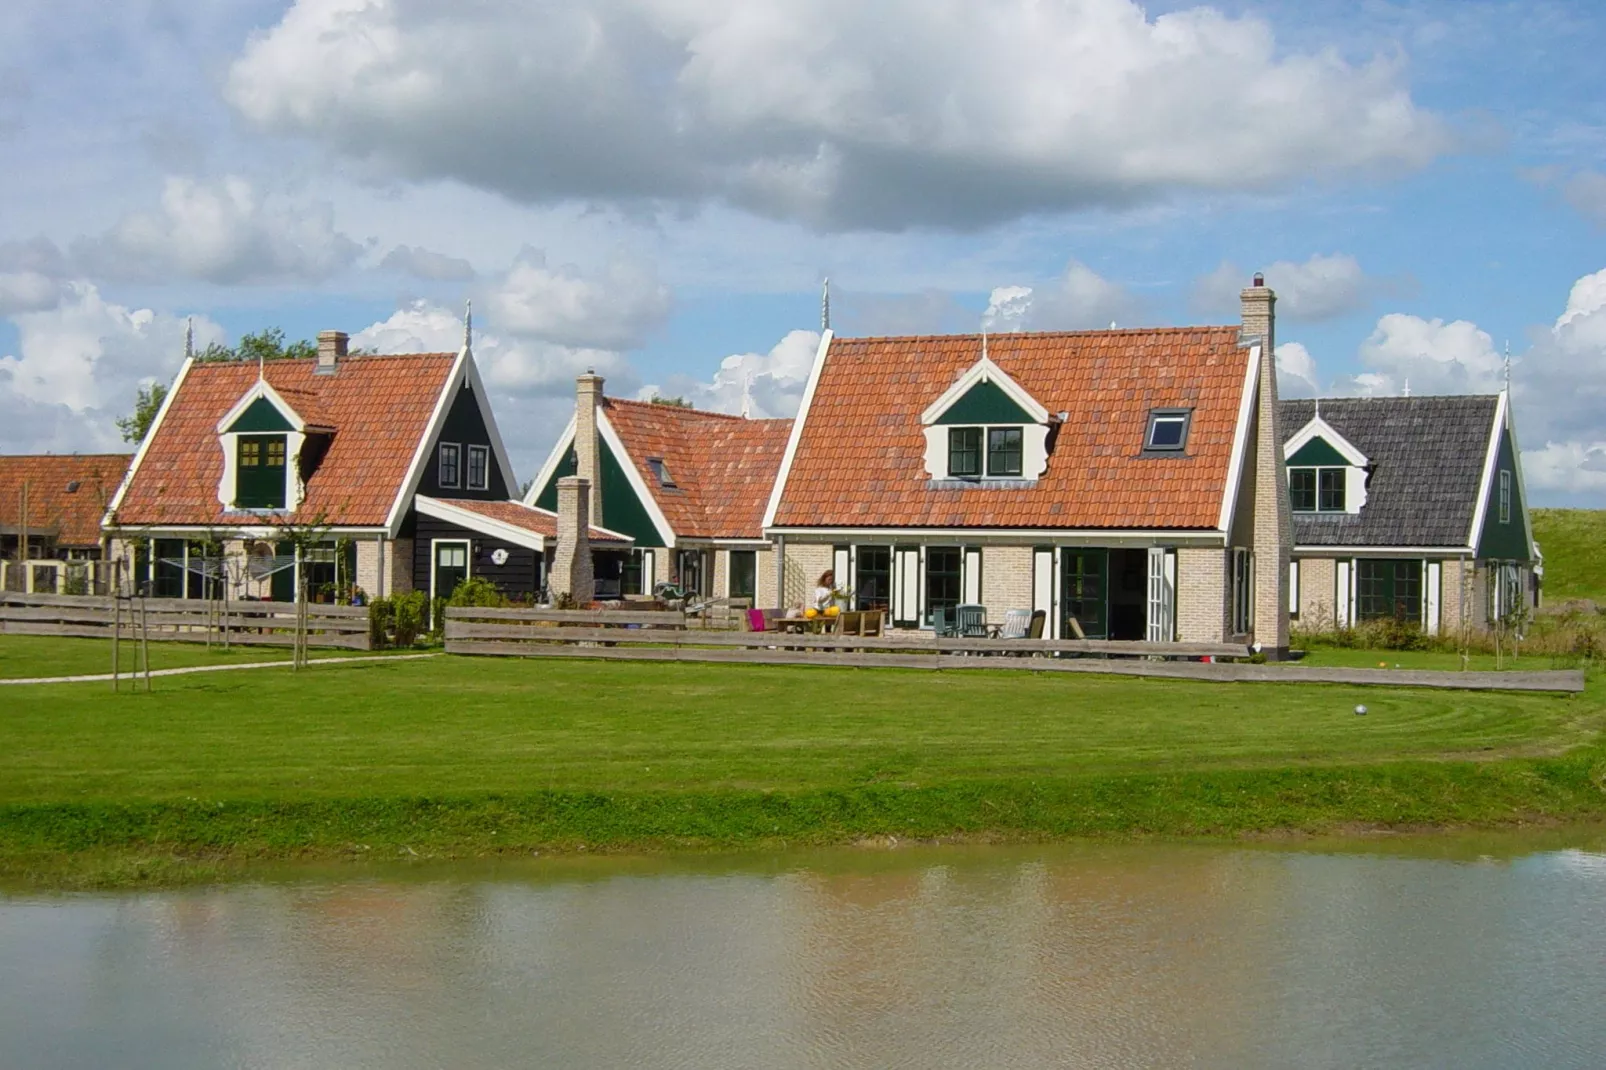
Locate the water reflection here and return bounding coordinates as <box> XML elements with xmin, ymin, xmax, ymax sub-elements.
<box><xmin>3</xmin><ymin>838</ymin><xmax>1604</xmax><ymax>1070</ymax></box>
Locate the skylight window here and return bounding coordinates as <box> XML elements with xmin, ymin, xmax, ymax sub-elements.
<box><xmin>647</xmin><ymin>457</ymin><xmax>676</xmax><ymax>488</ymax></box>
<box><xmin>1144</xmin><ymin>410</ymin><xmax>1191</xmax><ymax>454</ymax></box>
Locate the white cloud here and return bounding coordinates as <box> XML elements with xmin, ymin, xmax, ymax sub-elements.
<box><xmin>0</xmin><ymin>271</ymin><xmax>62</xmax><ymax>315</ymax></box>
<box><xmin>1346</xmin><ymin>312</ymin><xmax>1504</xmax><ymax>396</ymax></box>
<box><xmin>72</xmin><ymin>176</ymin><xmax>362</xmax><ymax>284</ymax></box>
<box><xmin>226</xmin><ymin>0</ymin><xmax>1448</xmax><ymax>230</ymax></box>
<box><xmin>0</xmin><ymin>283</ymin><xmax>225</xmax><ymax>452</ymax></box>
<box><xmin>486</xmin><ymin>248</ymin><xmax>671</xmax><ymax>350</ymax></box>
<box><xmin>638</xmin><ymin>329</ymin><xmax>821</xmax><ymax>418</ymax></box>
<box><xmin>979</xmin><ymin>261</ymin><xmax>1141</xmax><ymax>333</ymax></box>
<box><xmin>378</xmin><ymin>244</ymin><xmax>476</xmax><ymax>281</ymax></box>
<box><xmin>1194</xmin><ymin>254</ymin><xmax>1387</xmax><ymax>322</ymax></box>
<box><xmin>1274</xmin><ymin>342</ymin><xmax>1320</xmax><ymax>397</ymax></box>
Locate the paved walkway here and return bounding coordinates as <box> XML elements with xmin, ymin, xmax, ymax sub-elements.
<box><xmin>0</xmin><ymin>652</ymin><xmax>440</xmax><ymax>686</ymax></box>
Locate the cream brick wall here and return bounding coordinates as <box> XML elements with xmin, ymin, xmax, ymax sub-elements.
<box><xmin>754</xmin><ymin>547</ymin><xmax>777</xmax><ymax>608</ymax></box>
<box><xmin>1295</xmin><ymin>556</ymin><xmax>1338</xmax><ymax>631</ymax></box>
<box><xmin>1176</xmin><ymin>547</ymin><xmax>1227</xmax><ymax>643</ymax></box>
<box><xmin>781</xmin><ymin>543</ymin><xmax>832</xmax><ymax>611</ymax></box>
<box><xmin>981</xmin><ymin>546</ymin><xmax>1034</xmax><ymax>614</ymax></box>
<box><xmin>712</xmin><ymin>549</ymin><xmax>728</xmax><ymax>599</ymax></box>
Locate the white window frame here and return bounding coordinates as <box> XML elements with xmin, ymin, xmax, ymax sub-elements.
<box><xmin>1144</xmin><ymin>410</ymin><xmax>1192</xmax><ymax>453</ymax></box>
<box><xmin>438</xmin><ymin>442</ymin><xmax>461</xmax><ymax>489</ymax></box>
<box><xmin>1146</xmin><ymin>547</ymin><xmax>1176</xmax><ymax>642</ymax></box>
<box><xmin>1499</xmin><ymin>469</ymin><xmax>1512</xmax><ymax>524</ymax></box>
<box><xmin>466</xmin><ymin>444</ymin><xmax>490</xmax><ymax>491</ymax></box>
<box><xmin>1288</xmin><ymin>559</ymin><xmax>1300</xmax><ymax>619</ymax></box>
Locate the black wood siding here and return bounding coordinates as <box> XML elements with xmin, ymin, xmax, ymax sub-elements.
<box><xmin>418</xmin><ymin>377</ymin><xmax>512</xmax><ymax>501</ymax></box>
<box><xmin>410</xmin><ymin>511</ymin><xmax>543</xmax><ymax>600</ymax></box>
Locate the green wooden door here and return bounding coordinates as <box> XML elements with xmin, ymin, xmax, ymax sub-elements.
<box><xmin>236</xmin><ymin>435</ymin><xmax>287</xmax><ymax>509</ymax></box>
<box><xmin>1060</xmin><ymin>549</ymin><xmax>1108</xmax><ymax>639</ymax></box>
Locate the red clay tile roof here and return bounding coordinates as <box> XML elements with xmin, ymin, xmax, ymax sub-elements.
<box><xmin>0</xmin><ymin>454</ymin><xmax>130</xmax><ymax>547</ymax></box>
<box><xmin>771</xmin><ymin>328</ymin><xmax>1251</xmax><ymax>530</ymax></box>
<box><xmin>427</xmin><ymin>497</ymin><xmax>631</xmax><ymax>545</ymax></box>
<box><xmin>603</xmin><ymin>398</ymin><xmax>791</xmax><ymax>539</ymax></box>
<box><xmin>113</xmin><ymin>354</ymin><xmax>457</xmax><ymax>529</ymax></box>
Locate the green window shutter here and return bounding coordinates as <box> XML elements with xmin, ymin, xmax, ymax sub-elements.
<box><xmin>236</xmin><ymin>434</ymin><xmax>287</xmax><ymax>509</ymax></box>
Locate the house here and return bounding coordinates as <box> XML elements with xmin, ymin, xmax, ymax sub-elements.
<box><xmin>539</xmin><ymin>278</ymin><xmax>1295</xmax><ymax>653</ymax></box>
<box><xmin>1279</xmin><ymin>393</ymin><xmax>1538</xmax><ymax>633</ymax></box>
<box><xmin>103</xmin><ymin>328</ymin><xmax>628</xmax><ymax>603</ymax></box>
<box><xmin>525</xmin><ymin>372</ymin><xmax>791</xmax><ymax>603</ymax></box>
<box><xmin>1</xmin><ymin>453</ymin><xmax>130</xmax><ymax>563</ymax></box>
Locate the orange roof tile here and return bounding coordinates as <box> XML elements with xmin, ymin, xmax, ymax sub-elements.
<box><xmin>428</xmin><ymin>496</ymin><xmax>631</xmax><ymax>545</ymax></box>
<box><xmin>603</xmin><ymin>398</ymin><xmax>790</xmax><ymax>539</ymax></box>
<box><xmin>114</xmin><ymin>353</ymin><xmax>457</xmax><ymax>529</ymax></box>
<box><xmin>0</xmin><ymin>454</ymin><xmax>131</xmax><ymax>547</ymax></box>
<box><xmin>771</xmin><ymin>328</ymin><xmax>1250</xmax><ymax>530</ymax></box>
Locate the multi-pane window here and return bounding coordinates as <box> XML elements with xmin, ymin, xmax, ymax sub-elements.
<box><xmin>467</xmin><ymin>445</ymin><xmax>489</xmax><ymax>490</ymax></box>
<box><xmin>438</xmin><ymin>443</ymin><xmax>460</xmax><ymax>488</ymax></box>
<box><xmin>1290</xmin><ymin>467</ymin><xmax>1346</xmax><ymax>512</ymax></box>
<box><xmin>1357</xmin><ymin>559</ymin><xmax>1422</xmax><ymax>622</ymax></box>
<box><xmin>925</xmin><ymin>546</ymin><xmax>962</xmax><ymax>625</ymax></box>
<box><xmin>987</xmin><ymin>427</ymin><xmax>1023</xmax><ymax>477</ymax></box>
<box><xmin>727</xmin><ymin>550</ymin><xmax>757</xmax><ymax>601</ymax></box>
<box><xmin>855</xmin><ymin>546</ymin><xmax>891</xmax><ymax>610</ymax></box>
<box><xmin>236</xmin><ymin>434</ymin><xmax>287</xmax><ymax>509</ymax></box>
<box><xmin>947</xmin><ymin>428</ymin><xmax>982</xmax><ymax>478</ymax></box>
<box><xmin>1499</xmin><ymin>469</ymin><xmax>1512</xmax><ymax>524</ymax></box>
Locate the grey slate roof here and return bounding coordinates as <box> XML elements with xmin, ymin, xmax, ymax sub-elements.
<box><xmin>1279</xmin><ymin>395</ymin><xmax>1500</xmax><ymax>549</ymax></box>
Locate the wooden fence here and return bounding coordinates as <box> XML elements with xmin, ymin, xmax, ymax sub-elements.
<box><xmin>0</xmin><ymin>591</ymin><xmax>371</xmax><ymax>650</ymax></box>
<box><xmin>442</xmin><ymin>606</ymin><xmax>1585</xmax><ymax>691</ymax></box>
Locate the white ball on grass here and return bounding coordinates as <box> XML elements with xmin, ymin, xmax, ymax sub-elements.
<box><xmin>1355</xmin><ymin>704</ymin><xmax>1368</xmax><ymax>716</ymax></box>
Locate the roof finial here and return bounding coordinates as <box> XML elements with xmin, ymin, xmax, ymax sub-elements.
<box><xmin>1503</xmin><ymin>340</ymin><xmax>1511</xmax><ymax>394</ymax></box>
<box><xmin>821</xmin><ymin>276</ymin><xmax>830</xmax><ymax>332</ymax></box>
<box><xmin>1314</xmin><ymin>396</ymin><xmax>1320</xmax><ymax>420</ymax></box>
<box><xmin>183</xmin><ymin>316</ymin><xmax>193</xmax><ymax>360</ymax></box>
<box><xmin>464</xmin><ymin>298</ymin><xmax>473</xmax><ymax>353</ymax></box>
<box><xmin>981</xmin><ymin>328</ymin><xmax>989</xmax><ymax>364</ymax></box>
<box><xmin>1403</xmin><ymin>377</ymin><xmax>1410</xmax><ymax>398</ymax></box>
<box><xmin>741</xmin><ymin>371</ymin><xmax>752</xmax><ymax>419</ymax></box>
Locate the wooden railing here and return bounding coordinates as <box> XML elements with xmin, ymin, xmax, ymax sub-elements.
<box><xmin>0</xmin><ymin>591</ymin><xmax>371</xmax><ymax>650</ymax></box>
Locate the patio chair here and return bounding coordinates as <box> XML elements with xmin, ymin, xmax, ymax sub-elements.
<box><xmin>932</xmin><ymin>606</ymin><xmax>956</xmax><ymax>638</ymax></box>
<box><xmin>999</xmin><ymin>608</ymin><xmax>1032</xmax><ymax>640</ymax></box>
<box><xmin>1026</xmin><ymin>609</ymin><xmax>1046</xmax><ymax>639</ymax></box>
<box><xmin>956</xmin><ymin>604</ymin><xmax>987</xmax><ymax>638</ymax></box>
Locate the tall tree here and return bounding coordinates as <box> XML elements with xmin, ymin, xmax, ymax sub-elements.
<box><xmin>116</xmin><ymin>382</ymin><xmax>168</xmax><ymax>444</ymax></box>
<box><xmin>197</xmin><ymin>327</ymin><xmax>318</xmax><ymax>363</ymax></box>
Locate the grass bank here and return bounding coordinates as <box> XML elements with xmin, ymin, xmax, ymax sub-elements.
<box><xmin>1532</xmin><ymin>508</ymin><xmax>1606</xmax><ymax>605</ymax></box>
<box><xmin>2</xmin><ymin>644</ymin><xmax>1604</xmax><ymax>888</ymax></box>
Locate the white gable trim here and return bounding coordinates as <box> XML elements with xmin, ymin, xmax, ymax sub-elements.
<box><xmin>918</xmin><ymin>354</ymin><xmax>1051</xmax><ymax>426</ymax></box>
<box><xmin>1466</xmin><ymin>390</ymin><xmax>1533</xmax><ymax>558</ymax></box>
<box><xmin>385</xmin><ymin>346</ymin><xmax>469</xmax><ymax>536</ymax></box>
<box><xmin>415</xmin><ymin>495</ymin><xmax>635</xmax><ymax>551</ymax></box>
<box><xmin>523</xmin><ymin>415</ymin><xmax>577</xmax><ymax>506</ymax></box>
<box><xmin>597</xmin><ymin>408</ymin><xmax>678</xmax><ymax>548</ymax></box>
<box><xmin>1217</xmin><ymin>346</ymin><xmax>1260</xmax><ymax>533</ymax></box>
<box><xmin>106</xmin><ymin>356</ymin><xmax>195</xmax><ymax>523</ymax></box>
<box><xmin>1283</xmin><ymin>413</ymin><xmax>1369</xmax><ymax>467</ymax></box>
<box><xmin>214</xmin><ymin>378</ymin><xmax>307</xmax><ymax>435</ymax></box>
<box><xmin>1504</xmin><ymin>394</ymin><xmax>1537</xmax><ymax>559</ymax></box>
<box><xmin>762</xmin><ymin>329</ymin><xmax>832</xmax><ymax>529</ymax></box>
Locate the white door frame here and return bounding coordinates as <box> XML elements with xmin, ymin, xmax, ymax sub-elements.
<box><xmin>429</xmin><ymin>538</ymin><xmax>472</xmax><ymax>604</ymax></box>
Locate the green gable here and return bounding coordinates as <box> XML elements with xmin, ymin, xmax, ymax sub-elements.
<box><xmin>933</xmin><ymin>379</ymin><xmax>1036</xmax><ymax>425</ymax></box>
<box><xmin>1288</xmin><ymin>436</ymin><xmax>1350</xmax><ymax>468</ymax></box>
<box><xmin>1476</xmin><ymin>429</ymin><xmax>1531</xmax><ymax>560</ymax></box>
<box><xmin>226</xmin><ymin>395</ymin><xmax>295</xmax><ymax>434</ymax></box>
<box><xmin>533</xmin><ymin>435</ymin><xmax>666</xmax><ymax>548</ymax></box>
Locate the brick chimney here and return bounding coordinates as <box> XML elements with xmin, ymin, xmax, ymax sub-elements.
<box><xmin>316</xmin><ymin>330</ymin><xmax>347</xmax><ymax>375</ymax></box>
<box><xmin>1241</xmin><ymin>273</ymin><xmax>1291</xmax><ymax>656</ymax></box>
<box><xmin>550</xmin><ymin>476</ymin><xmax>593</xmax><ymax>604</ymax></box>
<box><xmin>575</xmin><ymin>370</ymin><xmax>605</xmax><ymax>526</ymax></box>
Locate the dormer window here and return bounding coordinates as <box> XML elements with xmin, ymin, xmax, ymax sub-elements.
<box><xmin>921</xmin><ymin>355</ymin><xmax>1051</xmax><ymax>483</ymax></box>
<box><xmin>439</xmin><ymin>443</ymin><xmax>460</xmax><ymax>488</ymax></box>
<box><xmin>948</xmin><ymin>429</ymin><xmax>982</xmax><ymax>477</ymax></box>
<box><xmin>215</xmin><ymin>379</ymin><xmax>310</xmax><ymax>513</ymax></box>
<box><xmin>647</xmin><ymin>457</ymin><xmax>676</xmax><ymax>488</ymax></box>
<box><xmin>987</xmin><ymin>428</ymin><xmax>1022</xmax><ymax>476</ymax></box>
<box><xmin>1144</xmin><ymin>410</ymin><xmax>1191</xmax><ymax>454</ymax></box>
<box><xmin>1290</xmin><ymin>467</ymin><xmax>1345</xmax><ymax>513</ymax></box>
<box><xmin>467</xmin><ymin>445</ymin><xmax>489</xmax><ymax>491</ymax></box>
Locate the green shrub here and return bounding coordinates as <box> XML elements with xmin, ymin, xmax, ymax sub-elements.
<box><xmin>446</xmin><ymin>576</ymin><xmax>508</xmax><ymax>608</ymax></box>
<box><xmin>367</xmin><ymin>597</ymin><xmax>396</xmax><ymax>649</ymax></box>
<box><xmin>392</xmin><ymin>591</ymin><xmax>427</xmax><ymax>647</ymax></box>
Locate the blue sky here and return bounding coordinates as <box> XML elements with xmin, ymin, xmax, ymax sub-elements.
<box><xmin>3</xmin><ymin>0</ymin><xmax>1606</xmax><ymax>503</ymax></box>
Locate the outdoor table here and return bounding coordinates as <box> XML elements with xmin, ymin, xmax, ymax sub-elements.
<box><xmin>774</xmin><ymin>617</ymin><xmax>829</xmax><ymax>635</ymax></box>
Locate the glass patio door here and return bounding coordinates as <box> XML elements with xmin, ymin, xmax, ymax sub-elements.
<box><xmin>1059</xmin><ymin>549</ymin><xmax>1107</xmax><ymax>639</ymax></box>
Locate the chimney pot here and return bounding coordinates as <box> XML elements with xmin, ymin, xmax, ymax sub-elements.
<box><xmin>1252</xmin><ymin>272</ymin><xmax>1264</xmax><ymax>288</ymax></box>
<box><xmin>316</xmin><ymin>330</ymin><xmax>348</xmax><ymax>375</ymax></box>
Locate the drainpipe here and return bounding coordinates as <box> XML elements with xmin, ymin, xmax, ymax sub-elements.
<box><xmin>773</xmin><ymin>533</ymin><xmax>785</xmax><ymax>610</ymax></box>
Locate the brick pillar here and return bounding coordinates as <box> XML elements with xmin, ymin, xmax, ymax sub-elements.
<box><xmin>551</xmin><ymin>476</ymin><xmax>593</xmax><ymax>603</ymax></box>
<box><xmin>1242</xmin><ymin>275</ymin><xmax>1291</xmax><ymax>656</ymax></box>
<box><xmin>575</xmin><ymin>372</ymin><xmax>605</xmax><ymax>528</ymax></box>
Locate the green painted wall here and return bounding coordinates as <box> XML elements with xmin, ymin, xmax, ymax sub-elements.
<box><xmin>227</xmin><ymin>396</ymin><xmax>294</xmax><ymax>433</ymax></box>
<box><xmin>1287</xmin><ymin>436</ymin><xmax>1349</xmax><ymax>467</ymax></box>
<box><xmin>933</xmin><ymin>379</ymin><xmax>1035</xmax><ymax>425</ymax></box>
<box><xmin>1476</xmin><ymin>428</ymin><xmax>1532</xmax><ymax>560</ymax></box>
<box><xmin>533</xmin><ymin>434</ymin><xmax>666</xmax><ymax>547</ymax></box>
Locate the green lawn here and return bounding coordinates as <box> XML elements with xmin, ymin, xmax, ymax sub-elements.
<box><xmin>0</xmin><ymin>634</ymin><xmax>389</xmax><ymax>680</ymax></box>
<box><xmin>1292</xmin><ymin>645</ymin><xmax>1573</xmax><ymax>672</ymax></box>
<box><xmin>3</xmin><ymin>642</ymin><xmax>1604</xmax><ymax>887</ymax></box>
<box><xmin>1532</xmin><ymin>508</ymin><xmax>1606</xmax><ymax>604</ymax></box>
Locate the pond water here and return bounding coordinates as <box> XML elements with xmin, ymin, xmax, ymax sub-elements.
<box><xmin>4</xmin><ymin>831</ymin><xmax>1605</xmax><ymax>1069</ymax></box>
